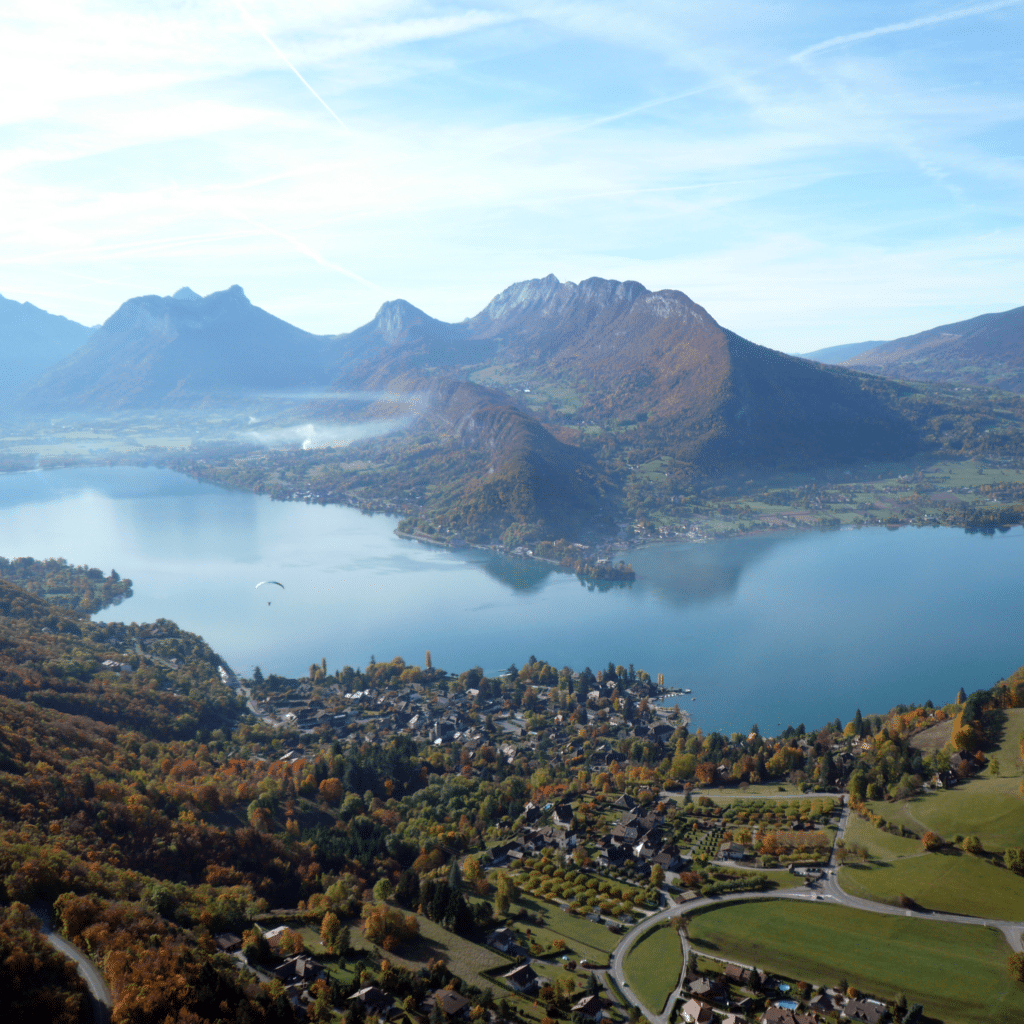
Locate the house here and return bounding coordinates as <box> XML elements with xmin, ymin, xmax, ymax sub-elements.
<box><xmin>689</xmin><ymin>976</ymin><xmax>726</xmax><ymax>1002</ymax></box>
<box><xmin>503</xmin><ymin>964</ymin><xmax>540</xmax><ymax>993</ymax></box>
<box><xmin>841</xmin><ymin>998</ymin><xmax>888</xmax><ymax>1024</ymax></box>
<box><xmin>598</xmin><ymin>844</ymin><xmax>627</xmax><ymax>869</ymax></box>
<box><xmin>523</xmin><ymin>802</ymin><xmax>542</xmax><ymax>823</ymax></box>
<box><xmin>761</xmin><ymin>1008</ymin><xmax>817</xmax><ymax>1024</ymax></box>
<box><xmin>260</xmin><ymin>925</ymin><xmax>292</xmax><ymax>955</ymax></box>
<box><xmin>486</xmin><ymin>927</ymin><xmax>515</xmax><ymax>953</ymax></box>
<box><xmin>719</xmin><ymin>841</ymin><xmax>748</xmax><ymax>861</ymax></box>
<box><xmin>273</xmin><ymin>955</ymin><xmax>323</xmax><ymax>984</ymax></box>
<box><xmin>651</xmin><ymin>846</ymin><xmax>684</xmax><ymax>872</ymax></box>
<box><xmin>809</xmin><ymin>993</ymin><xmax>840</xmax><ymax>1014</ymax></box>
<box><xmin>552</xmin><ymin>803</ymin><xmax>575</xmax><ymax>829</ymax></box>
<box><xmin>434</xmin><ymin>989</ymin><xmax>471</xmax><ymax>1018</ymax></box>
<box><xmin>613</xmin><ymin>793</ymin><xmax>636</xmax><ymax>811</ymax></box>
<box><xmin>214</xmin><ymin>932</ymin><xmax>242</xmax><ymax>953</ymax></box>
<box><xmin>681</xmin><ymin>999</ymin><xmax>714</xmax><ymax>1024</ymax></box>
<box><xmin>571</xmin><ymin>995</ymin><xmax>605</xmax><ymax>1021</ymax></box>
<box><xmin>349</xmin><ymin>987</ymin><xmax>394</xmax><ymax>1014</ymax></box>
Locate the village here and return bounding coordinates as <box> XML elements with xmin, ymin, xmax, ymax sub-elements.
<box><xmin>208</xmin><ymin>655</ymin><xmax>921</xmax><ymax>1024</ymax></box>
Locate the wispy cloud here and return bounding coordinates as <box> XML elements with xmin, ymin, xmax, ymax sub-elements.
<box><xmin>0</xmin><ymin>1</ymin><xmax>1019</xmax><ymax>345</ymax></box>
<box><xmin>791</xmin><ymin>0</ymin><xmax>1023</xmax><ymax>61</ymax></box>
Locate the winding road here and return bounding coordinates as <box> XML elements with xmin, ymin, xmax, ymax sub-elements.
<box><xmin>607</xmin><ymin>799</ymin><xmax>1024</xmax><ymax>1023</ymax></box>
<box><xmin>33</xmin><ymin>910</ymin><xmax>113</xmax><ymax>1024</ymax></box>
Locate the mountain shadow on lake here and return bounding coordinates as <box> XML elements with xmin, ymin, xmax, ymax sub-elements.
<box><xmin>629</xmin><ymin>533</ymin><xmax>799</xmax><ymax>607</ymax></box>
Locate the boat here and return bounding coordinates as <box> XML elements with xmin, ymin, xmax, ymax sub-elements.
<box><xmin>683</xmin><ymin>688</ymin><xmax>691</xmax><ymax>694</ymax></box>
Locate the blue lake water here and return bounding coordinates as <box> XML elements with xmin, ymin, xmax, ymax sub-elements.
<box><xmin>0</xmin><ymin>465</ymin><xmax>1022</xmax><ymax>735</ymax></box>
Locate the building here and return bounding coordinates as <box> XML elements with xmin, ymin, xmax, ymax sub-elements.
<box><xmin>486</xmin><ymin>927</ymin><xmax>515</xmax><ymax>953</ymax></box>
<box><xmin>841</xmin><ymin>998</ymin><xmax>888</xmax><ymax>1024</ymax></box>
<box><xmin>433</xmin><ymin>989</ymin><xmax>471</xmax><ymax>1018</ymax></box>
<box><xmin>681</xmin><ymin>999</ymin><xmax>714</xmax><ymax>1024</ymax></box>
<box><xmin>503</xmin><ymin>963</ymin><xmax>540</xmax><ymax>994</ymax></box>
<box><xmin>571</xmin><ymin>995</ymin><xmax>605</xmax><ymax>1021</ymax></box>
<box><xmin>349</xmin><ymin>987</ymin><xmax>394</xmax><ymax>1015</ymax></box>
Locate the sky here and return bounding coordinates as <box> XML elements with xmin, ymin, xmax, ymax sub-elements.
<box><xmin>0</xmin><ymin>0</ymin><xmax>1021</xmax><ymax>352</ymax></box>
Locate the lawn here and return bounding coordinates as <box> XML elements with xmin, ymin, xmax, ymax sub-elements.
<box><xmin>894</xmin><ymin>780</ymin><xmax>1024</xmax><ymax>851</ymax></box>
<box><xmin>621</xmin><ymin>923</ymin><xmax>683</xmax><ymax>1015</ymax></box>
<box><xmin>321</xmin><ymin>911</ymin><xmax>512</xmax><ymax>995</ymax></box>
<box><xmin>839</xmin><ymin>852</ymin><xmax>1024</xmax><ymax>919</ymax></box>
<box><xmin>687</xmin><ymin>900</ymin><xmax>1024</xmax><ymax>1024</ymax></box>
<box><xmin>473</xmin><ymin>893</ymin><xmax>619</xmax><ymax>961</ymax></box>
<box><xmin>843</xmin><ymin>812</ymin><xmax>923</xmax><ymax>860</ymax></box>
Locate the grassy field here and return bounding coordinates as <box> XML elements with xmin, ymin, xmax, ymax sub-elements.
<box><xmin>843</xmin><ymin>812</ymin><xmax>923</xmax><ymax>860</ymax></box>
<box><xmin>687</xmin><ymin>900</ymin><xmax>1024</xmax><ymax>1024</ymax></box>
<box><xmin>909</xmin><ymin>781</ymin><xmax>1024</xmax><ymax>850</ymax></box>
<box><xmin>622</xmin><ymin>923</ymin><xmax>683</xmax><ymax>1015</ymax></box>
<box><xmin>840</xmin><ymin>853</ymin><xmax>1024</xmax><ymax>919</ymax></box>
<box><xmin>472</xmin><ymin>893</ymin><xmax>619</xmax><ymax>961</ymax></box>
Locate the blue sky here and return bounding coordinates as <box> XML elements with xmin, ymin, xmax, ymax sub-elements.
<box><xmin>0</xmin><ymin>0</ymin><xmax>1021</xmax><ymax>351</ymax></box>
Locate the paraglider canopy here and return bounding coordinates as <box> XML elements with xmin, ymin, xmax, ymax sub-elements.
<box><xmin>255</xmin><ymin>580</ymin><xmax>285</xmax><ymax>590</ymax></box>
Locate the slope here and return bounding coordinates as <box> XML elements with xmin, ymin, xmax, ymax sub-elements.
<box><xmin>802</xmin><ymin>340</ymin><xmax>881</xmax><ymax>364</ymax></box>
<box><xmin>844</xmin><ymin>306</ymin><xmax>1024</xmax><ymax>391</ymax></box>
<box><xmin>0</xmin><ymin>292</ymin><xmax>93</xmax><ymax>399</ymax></box>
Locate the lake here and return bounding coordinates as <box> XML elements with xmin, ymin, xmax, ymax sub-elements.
<box><xmin>0</xmin><ymin>465</ymin><xmax>1021</xmax><ymax>735</ymax></box>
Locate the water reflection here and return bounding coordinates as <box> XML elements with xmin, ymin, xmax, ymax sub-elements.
<box><xmin>1</xmin><ymin>466</ymin><xmax>1023</xmax><ymax>735</ymax></box>
<box><xmin>630</xmin><ymin>533</ymin><xmax>798</xmax><ymax>607</ymax></box>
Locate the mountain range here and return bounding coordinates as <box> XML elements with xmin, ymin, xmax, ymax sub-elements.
<box><xmin>6</xmin><ymin>278</ymin><xmax>1022</xmax><ymax>542</ymax></box>
<box><xmin>840</xmin><ymin>306</ymin><xmax>1024</xmax><ymax>391</ymax></box>
<box><xmin>23</xmin><ymin>285</ymin><xmax>393</xmax><ymax>409</ymax></box>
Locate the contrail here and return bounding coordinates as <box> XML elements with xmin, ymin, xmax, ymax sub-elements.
<box><xmin>792</xmin><ymin>0</ymin><xmax>1022</xmax><ymax>60</ymax></box>
<box><xmin>232</xmin><ymin>0</ymin><xmax>352</xmax><ymax>132</ymax></box>
<box><xmin>234</xmin><ymin>210</ymin><xmax>382</xmax><ymax>290</ymax></box>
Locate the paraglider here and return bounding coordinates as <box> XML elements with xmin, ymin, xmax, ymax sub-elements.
<box><xmin>256</xmin><ymin>580</ymin><xmax>284</xmax><ymax>606</ymax></box>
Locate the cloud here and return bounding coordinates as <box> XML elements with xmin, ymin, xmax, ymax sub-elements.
<box><xmin>243</xmin><ymin>417</ymin><xmax>411</xmax><ymax>449</ymax></box>
<box><xmin>791</xmin><ymin>0</ymin><xmax>1023</xmax><ymax>61</ymax></box>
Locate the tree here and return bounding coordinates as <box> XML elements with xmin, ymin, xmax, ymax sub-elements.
<box><xmin>494</xmin><ymin>891</ymin><xmax>510</xmax><ymax>918</ymax></box>
<box><xmin>463</xmin><ymin>856</ymin><xmax>483</xmax><ymax>885</ymax></box>
<box><xmin>962</xmin><ymin>835</ymin><xmax>984</xmax><ymax>856</ymax></box>
<box><xmin>320</xmin><ymin>912</ymin><xmax>342</xmax><ymax>954</ymax></box>
<box><xmin>1005</xmin><ymin>849</ymin><xmax>1024</xmax><ymax>876</ymax></box>
<box><xmin>650</xmin><ymin>864</ymin><xmax>665</xmax><ymax>888</ymax></box>
<box><xmin>373</xmin><ymin>878</ymin><xmax>394</xmax><ymax>902</ymax></box>
<box><xmin>1009</xmin><ymin>952</ymin><xmax>1024</xmax><ymax>983</ymax></box>
<box><xmin>921</xmin><ymin>831</ymin><xmax>943</xmax><ymax>851</ymax></box>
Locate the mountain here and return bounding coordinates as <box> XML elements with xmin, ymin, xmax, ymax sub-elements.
<box><xmin>409</xmin><ymin>377</ymin><xmax>612</xmax><ymax>540</ymax></box>
<box><xmin>802</xmin><ymin>340</ymin><xmax>882</xmax><ymax>364</ymax></box>
<box><xmin>339</xmin><ymin>274</ymin><xmax>923</xmax><ymax>472</ymax></box>
<box><xmin>22</xmin><ymin>285</ymin><xmax>391</xmax><ymax>411</ymax></box>
<box><xmin>842</xmin><ymin>306</ymin><xmax>1024</xmax><ymax>391</ymax></box>
<box><xmin>0</xmin><ymin>292</ymin><xmax>93</xmax><ymax>397</ymax></box>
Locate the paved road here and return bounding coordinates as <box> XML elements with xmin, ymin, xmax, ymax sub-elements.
<box><xmin>608</xmin><ymin>797</ymin><xmax>1024</xmax><ymax>1022</ymax></box>
<box><xmin>35</xmin><ymin>915</ymin><xmax>113</xmax><ymax>1024</ymax></box>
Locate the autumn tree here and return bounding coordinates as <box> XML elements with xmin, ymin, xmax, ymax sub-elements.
<box><xmin>320</xmin><ymin>911</ymin><xmax>342</xmax><ymax>954</ymax></box>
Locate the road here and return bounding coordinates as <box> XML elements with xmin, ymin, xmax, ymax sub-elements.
<box><xmin>608</xmin><ymin>798</ymin><xmax>1024</xmax><ymax>1022</ymax></box>
<box><xmin>34</xmin><ymin>911</ymin><xmax>113</xmax><ymax>1024</ymax></box>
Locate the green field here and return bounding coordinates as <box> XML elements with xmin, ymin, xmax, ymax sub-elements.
<box><xmin>622</xmin><ymin>924</ymin><xmax>683</xmax><ymax>1015</ymax></box>
<box><xmin>907</xmin><ymin>782</ymin><xmax>1024</xmax><ymax>851</ymax></box>
<box><xmin>475</xmin><ymin>893</ymin><xmax>619</xmax><ymax>961</ymax></box>
<box><xmin>843</xmin><ymin>811</ymin><xmax>923</xmax><ymax>860</ymax></box>
<box><xmin>840</xmin><ymin>853</ymin><xmax>1024</xmax><ymax>919</ymax></box>
<box><xmin>687</xmin><ymin>900</ymin><xmax>1024</xmax><ymax>1024</ymax></box>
